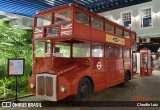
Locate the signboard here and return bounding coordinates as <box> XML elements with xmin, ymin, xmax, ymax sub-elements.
<box><xmin>106</xmin><ymin>34</ymin><xmax>125</xmax><ymax>45</ymax></box>
<box><xmin>8</xmin><ymin>58</ymin><xmax>25</xmax><ymax>76</ymax></box>
<box><xmin>46</xmin><ymin>27</ymin><xmax>59</xmax><ymax>37</ymax></box>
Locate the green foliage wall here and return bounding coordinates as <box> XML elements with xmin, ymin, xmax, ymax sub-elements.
<box><xmin>0</xmin><ymin>20</ymin><xmax>32</xmax><ymax>77</ymax></box>
<box><xmin>0</xmin><ymin>20</ymin><xmax>32</xmax><ymax>99</ymax></box>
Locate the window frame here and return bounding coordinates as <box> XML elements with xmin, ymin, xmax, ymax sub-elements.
<box><xmin>123</xmin><ymin>48</ymin><xmax>131</xmax><ymax>58</ymax></box>
<box><xmin>36</xmin><ymin>13</ymin><xmax>52</xmax><ymax>27</ymax></box>
<box><xmin>114</xmin><ymin>47</ymin><xmax>123</xmax><ymax>58</ymax></box>
<box><xmin>91</xmin><ymin>16</ymin><xmax>104</xmax><ymax>31</ymax></box>
<box><xmin>92</xmin><ymin>43</ymin><xmax>104</xmax><ymax>58</ymax></box>
<box><xmin>75</xmin><ymin>10</ymin><xmax>90</xmax><ymax>26</ymax></box>
<box><xmin>124</xmin><ymin>30</ymin><xmax>131</xmax><ymax>39</ymax></box>
<box><xmin>54</xmin><ymin>9</ymin><xmax>72</xmax><ymax>24</ymax></box>
<box><xmin>115</xmin><ymin>26</ymin><xmax>123</xmax><ymax>37</ymax></box>
<box><xmin>53</xmin><ymin>42</ymin><xmax>71</xmax><ymax>58</ymax></box>
<box><xmin>106</xmin><ymin>46</ymin><xmax>115</xmax><ymax>58</ymax></box>
<box><xmin>139</xmin><ymin>7</ymin><xmax>153</xmax><ymax>28</ymax></box>
<box><xmin>34</xmin><ymin>40</ymin><xmax>51</xmax><ymax>58</ymax></box>
<box><xmin>73</xmin><ymin>42</ymin><xmax>90</xmax><ymax>58</ymax></box>
<box><xmin>121</xmin><ymin>11</ymin><xmax>132</xmax><ymax>29</ymax></box>
<box><xmin>105</xmin><ymin>21</ymin><xmax>115</xmax><ymax>34</ymax></box>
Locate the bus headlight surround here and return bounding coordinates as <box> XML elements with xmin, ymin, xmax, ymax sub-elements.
<box><xmin>30</xmin><ymin>82</ymin><xmax>35</xmax><ymax>89</ymax></box>
<box><xmin>60</xmin><ymin>85</ymin><xmax>67</xmax><ymax>93</ymax></box>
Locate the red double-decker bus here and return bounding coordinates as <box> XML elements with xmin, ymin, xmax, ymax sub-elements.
<box><xmin>28</xmin><ymin>4</ymin><xmax>137</xmax><ymax>101</ymax></box>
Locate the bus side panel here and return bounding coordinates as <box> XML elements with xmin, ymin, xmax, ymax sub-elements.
<box><xmin>91</xmin><ymin>28</ymin><xmax>106</xmax><ymax>43</ymax></box>
<box><xmin>92</xmin><ymin>58</ymin><xmax>106</xmax><ymax>92</ymax></box>
<box><xmin>125</xmin><ymin>39</ymin><xmax>132</xmax><ymax>47</ymax></box>
<box><xmin>74</xmin><ymin>22</ymin><xmax>91</xmax><ymax>40</ymax></box>
<box><xmin>106</xmin><ymin>59</ymin><xmax>116</xmax><ymax>86</ymax></box>
<box><xmin>116</xmin><ymin>59</ymin><xmax>124</xmax><ymax>80</ymax></box>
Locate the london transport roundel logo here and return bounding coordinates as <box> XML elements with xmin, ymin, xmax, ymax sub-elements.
<box><xmin>97</xmin><ymin>62</ymin><xmax>102</xmax><ymax>70</ymax></box>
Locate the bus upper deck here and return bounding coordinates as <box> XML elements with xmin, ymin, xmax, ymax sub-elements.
<box><xmin>33</xmin><ymin>4</ymin><xmax>137</xmax><ymax>48</ymax></box>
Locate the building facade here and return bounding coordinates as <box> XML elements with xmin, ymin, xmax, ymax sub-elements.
<box><xmin>99</xmin><ymin>0</ymin><xmax>160</xmax><ymax>71</ymax></box>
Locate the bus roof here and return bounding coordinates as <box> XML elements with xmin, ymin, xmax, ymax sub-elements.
<box><xmin>35</xmin><ymin>3</ymin><xmax>136</xmax><ymax>34</ymax></box>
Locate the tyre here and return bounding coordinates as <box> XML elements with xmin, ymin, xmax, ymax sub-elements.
<box><xmin>73</xmin><ymin>77</ymin><xmax>92</xmax><ymax>101</ymax></box>
<box><xmin>119</xmin><ymin>72</ymin><xmax>130</xmax><ymax>87</ymax></box>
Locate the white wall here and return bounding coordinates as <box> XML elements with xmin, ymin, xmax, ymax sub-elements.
<box><xmin>137</xmin><ymin>53</ymin><xmax>140</xmax><ymax>74</ymax></box>
<box><xmin>99</xmin><ymin>0</ymin><xmax>160</xmax><ymax>38</ymax></box>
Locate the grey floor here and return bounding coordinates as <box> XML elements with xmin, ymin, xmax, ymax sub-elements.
<box><xmin>1</xmin><ymin>71</ymin><xmax>160</xmax><ymax>110</ymax></box>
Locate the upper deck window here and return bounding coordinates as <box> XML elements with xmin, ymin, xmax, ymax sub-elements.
<box><xmin>54</xmin><ymin>10</ymin><xmax>71</xmax><ymax>24</ymax></box>
<box><xmin>91</xmin><ymin>17</ymin><xmax>103</xmax><ymax>31</ymax></box>
<box><xmin>116</xmin><ymin>27</ymin><xmax>123</xmax><ymax>37</ymax></box>
<box><xmin>76</xmin><ymin>11</ymin><xmax>89</xmax><ymax>26</ymax></box>
<box><xmin>36</xmin><ymin>14</ymin><xmax>51</xmax><ymax>27</ymax></box>
<box><xmin>124</xmin><ymin>30</ymin><xmax>130</xmax><ymax>39</ymax></box>
<box><xmin>105</xmin><ymin>23</ymin><xmax>114</xmax><ymax>34</ymax></box>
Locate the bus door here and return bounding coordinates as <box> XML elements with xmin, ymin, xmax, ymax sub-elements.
<box><xmin>92</xmin><ymin>43</ymin><xmax>106</xmax><ymax>91</ymax></box>
<box><xmin>105</xmin><ymin>46</ymin><xmax>116</xmax><ymax>87</ymax></box>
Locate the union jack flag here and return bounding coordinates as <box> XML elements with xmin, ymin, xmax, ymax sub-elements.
<box><xmin>61</xmin><ymin>30</ymin><xmax>72</xmax><ymax>36</ymax></box>
<box><xmin>61</xmin><ymin>23</ymin><xmax>72</xmax><ymax>30</ymax></box>
<box><xmin>34</xmin><ymin>27</ymin><xmax>43</xmax><ymax>33</ymax></box>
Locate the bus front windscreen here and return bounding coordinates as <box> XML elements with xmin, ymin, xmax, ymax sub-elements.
<box><xmin>34</xmin><ymin>40</ymin><xmax>51</xmax><ymax>57</ymax></box>
<box><xmin>36</xmin><ymin>10</ymin><xmax>72</xmax><ymax>27</ymax></box>
<box><xmin>36</xmin><ymin>14</ymin><xmax>51</xmax><ymax>27</ymax></box>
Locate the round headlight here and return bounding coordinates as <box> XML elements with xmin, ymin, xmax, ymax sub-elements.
<box><xmin>30</xmin><ymin>82</ymin><xmax>35</xmax><ymax>89</ymax></box>
<box><xmin>60</xmin><ymin>86</ymin><xmax>66</xmax><ymax>93</ymax></box>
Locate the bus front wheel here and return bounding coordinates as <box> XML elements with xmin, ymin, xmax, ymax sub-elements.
<box><xmin>74</xmin><ymin>77</ymin><xmax>92</xmax><ymax>101</ymax></box>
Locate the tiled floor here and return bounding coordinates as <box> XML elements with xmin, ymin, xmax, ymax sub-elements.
<box><xmin>1</xmin><ymin>71</ymin><xmax>160</xmax><ymax>110</ymax></box>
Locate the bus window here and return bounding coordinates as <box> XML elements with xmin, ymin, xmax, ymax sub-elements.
<box><xmin>36</xmin><ymin>14</ymin><xmax>51</xmax><ymax>27</ymax></box>
<box><xmin>116</xmin><ymin>27</ymin><xmax>123</xmax><ymax>36</ymax></box>
<box><xmin>46</xmin><ymin>27</ymin><xmax>59</xmax><ymax>37</ymax></box>
<box><xmin>105</xmin><ymin>23</ymin><xmax>114</xmax><ymax>34</ymax></box>
<box><xmin>124</xmin><ymin>31</ymin><xmax>130</xmax><ymax>38</ymax></box>
<box><xmin>114</xmin><ymin>47</ymin><xmax>122</xmax><ymax>58</ymax></box>
<box><xmin>124</xmin><ymin>48</ymin><xmax>130</xmax><ymax>58</ymax></box>
<box><xmin>91</xmin><ymin>17</ymin><xmax>103</xmax><ymax>30</ymax></box>
<box><xmin>76</xmin><ymin>11</ymin><xmax>89</xmax><ymax>26</ymax></box>
<box><xmin>34</xmin><ymin>40</ymin><xmax>50</xmax><ymax>57</ymax></box>
<box><xmin>54</xmin><ymin>10</ymin><xmax>71</xmax><ymax>24</ymax></box>
<box><xmin>73</xmin><ymin>43</ymin><xmax>90</xmax><ymax>57</ymax></box>
<box><xmin>106</xmin><ymin>46</ymin><xmax>114</xmax><ymax>58</ymax></box>
<box><xmin>92</xmin><ymin>43</ymin><xmax>104</xmax><ymax>57</ymax></box>
<box><xmin>54</xmin><ymin>43</ymin><xmax>70</xmax><ymax>57</ymax></box>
